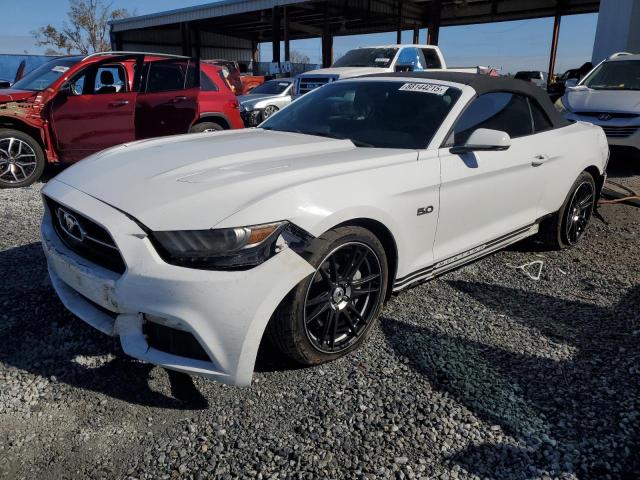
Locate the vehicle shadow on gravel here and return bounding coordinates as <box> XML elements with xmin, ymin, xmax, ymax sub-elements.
<box><xmin>0</xmin><ymin>243</ymin><xmax>208</xmax><ymax>410</ymax></box>
<box><xmin>380</xmin><ymin>281</ymin><xmax>640</xmax><ymax>479</ymax></box>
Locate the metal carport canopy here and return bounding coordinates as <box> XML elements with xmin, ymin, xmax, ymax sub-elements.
<box><xmin>111</xmin><ymin>0</ymin><xmax>600</xmax><ymax>40</ymax></box>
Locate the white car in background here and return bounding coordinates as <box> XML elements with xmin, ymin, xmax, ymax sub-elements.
<box><xmin>556</xmin><ymin>52</ymin><xmax>640</xmax><ymax>153</ymax></box>
<box><xmin>238</xmin><ymin>78</ymin><xmax>293</xmax><ymax>126</ymax></box>
<box><xmin>294</xmin><ymin>44</ymin><xmax>478</xmax><ymax>96</ymax></box>
<box><xmin>41</xmin><ymin>72</ymin><xmax>608</xmax><ymax>386</ymax></box>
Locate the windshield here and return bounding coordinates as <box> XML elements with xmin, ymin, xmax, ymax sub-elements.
<box><xmin>11</xmin><ymin>57</ymin><xmax>82</xmax><ymax>91</ymax></box>
<box><xmin>251</xmin><ymin>80</ymin><xmax>291</xmax><ymax>95</ymax></box>
<box><xmin>332</xmin><ymin>48</ymin><xmax>398</xmax><ymax>69</ymax></box>
<box><xmin>261</xmin><ymin>80</ymin><xmax>461</xmax><ymax>149</ymax></box>
<box><xmin>583</xmin><ymin>60</ymin><xmax>640</xmax><ymax>90</ymax></box>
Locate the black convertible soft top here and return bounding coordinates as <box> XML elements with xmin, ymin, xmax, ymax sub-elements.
<box><xmin>364</xmin><ymin>71</ymin><xmax>570</xmax><ymax>129</ymax></box>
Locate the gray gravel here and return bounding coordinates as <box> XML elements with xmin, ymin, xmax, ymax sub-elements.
<box><xmin>1</xmin><ymin>158</ymin><xmax>639</xmax><ymax>480</ymax></box>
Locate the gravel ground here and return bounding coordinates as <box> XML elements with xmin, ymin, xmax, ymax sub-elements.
<box><xmin>0</xmin><ymin>156</ymin><xmax>639</xmax><ymax>480</ymax></box>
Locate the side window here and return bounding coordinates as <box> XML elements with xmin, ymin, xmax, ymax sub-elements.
<box><xmin>68</xmin><ymin>64</ymin><xmax>126</xmax><ymax>95</ymax></box>
<box><xmin>529</xmin><ymin>99</ymin><xmax>553</xmax><ymax>133</ymax></box>
<box><xmin>200</xmin><ymin>71</ymin><xmax>218</xmax><ymax>92</ymax></box>
<box><xmin>451</xmin><ymin>92</ymin><xmax>533</xmax><ymax>145</ymax></box>
<box><xmin>93</xmin><ymin>66</ymin><xmax>126</xmax><ymax>94</ymax></box>
<box><xmin>145</xmin><ymin>59</ymin><xmax>191</xmax><ymax>93</ymax></box>
<box><xmin>396</xmin><ymin>48</ymin><xmax>427</xmax><ymax>71</ymax></box>
<box><xmin>421</xmin><ymin>48</ymin><xmax>442</xmax><ymax>69</ymax></box>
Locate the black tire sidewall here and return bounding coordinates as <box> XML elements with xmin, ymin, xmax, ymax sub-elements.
<box><xmin>287</xmin><ymin>227</ymin><xmax>388</xmax><ymax>365</ymax></box>
<box><xmin>189</xmin><ymin>122</ymin><xmax>224</xmax><ymax>133</ymax></box>
<box><xmin>0</xmin><ymin>129</ymin><xmax>45</xmax><ymax>188</ymax></box>
<box><xmin>558</xmin><ymin>172</ymin><xmax>596</xmax><ymax>248</ymax></box>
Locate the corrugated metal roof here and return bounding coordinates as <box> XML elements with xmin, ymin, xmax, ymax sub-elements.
<box><xmin>111</xmin><ymin>0</ymin><xmax>312</xmax><ymax>32</ymax></box>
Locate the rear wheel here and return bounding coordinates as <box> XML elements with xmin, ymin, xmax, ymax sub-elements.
<box><xmin>267</xmin><ymin>226</ymin><xmax>388</xmax><ymax>365</ymax></box>
<box><xmin>189</xmin><ymin>122</ymin><xmax>224</xmax><ymax>133</ymax></box>
<box><xmin>0</xmin><ymin>129</ymin><xmax>45</xmax><ymax>188</ymax></box>
<box><xmin>537</xmin><ymin>171</ymin><xmax>596</xmax><ymax>249</ymax></box>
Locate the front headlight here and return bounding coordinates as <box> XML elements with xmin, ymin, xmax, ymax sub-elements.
<box><xmin>150</xmin><ymin>222</ymin><xmax>311</xmax><ymax>270</ymax></box>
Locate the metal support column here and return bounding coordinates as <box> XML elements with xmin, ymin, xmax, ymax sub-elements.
<box><xmin>180</xmin><ymin>22</ymin><xmax>192</xmax><ymax>57</ymax></box>
<box><xmin>272</xmin><ymin>6</ymin><xmax>281</xmax><ymax>63</ymax></box>
<box><xmin>251</xmin><ymin>40</ymin><xmax>259</xmax><ymax>64</ymax></box>
<box><xmin>427</xmin><ymin>0</ymin><xmax>441</xmax><ymax>45</ymax></box>
<box><xmin>193</xmin><ymin>26</ymin><xmax>201</xmax><ymax>59</ymax></box>
<box><xmin>413</xmin><ymin>27</ymin><xmax>420</xmax><ymax>44</ymax></box>
<box><xmin>284</xmin><ymin>6</ymin><xmax>290</xmax><ymax>61</ymax></box>
<box><xmin>547</xmin><ymin>12</ymin><xmax>562</xmax><ymax>82</ymax></box>
<box><xmin>322</xmin><ymin>5</ymin><xmax>333</xmax><ymax>67</ymax></box>
<box><xmin>396</xmin><ymin>1</ymin><xmax>403</xmax><ymax>44</ymax></box>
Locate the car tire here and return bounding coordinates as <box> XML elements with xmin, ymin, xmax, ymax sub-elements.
<box><xmin>267</xmin><ymin>226</ymin><xmax>388</xmax><ymax>365</ymax></box>
<box><xmin>537</xmin><ymin>171</ymin><xmax>596</xmax><ymax>249</ymax></box>
<box><xmin>189</xmin><ymin>122</ymin><xmax>224</xmax><ymax>133</ymax></box>
<box><xmin>262</xmin><ymin>105</ymin><xmax>279</xmax><ymax>120</ymax></box>
<box><xmin>0</xmin><ymin>129</ymin><xmax>45</xmax><ymax>188</ymax></box>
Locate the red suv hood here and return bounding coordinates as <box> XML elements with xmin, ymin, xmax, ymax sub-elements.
<box><xmin>0</xmin><ymin>89</ymin><xmax>37</xmax><ymax>103</ymax></box>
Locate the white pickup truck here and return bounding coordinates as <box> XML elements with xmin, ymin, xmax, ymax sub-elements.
<box><xmin>294</xmin><ymin>44</ymin><xmax>479</xmax><ymax>95</ymax></box>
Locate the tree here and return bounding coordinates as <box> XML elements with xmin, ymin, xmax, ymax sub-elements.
<box><xmin>32</xmin><ymin>0</ymin><xmax>131</xmax><ymax>55</ymax></box>
<box><xmin>289</xmin><ymin>50</ymin><xmax>311</xmax><ymax>64</ymax></box>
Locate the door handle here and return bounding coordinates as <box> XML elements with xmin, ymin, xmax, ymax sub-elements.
<box><xmin>532</xmin><ymin>154</ymin><xmax>549</xmax><ymax>166</ymax></box>
<box><xmin>170</xmin><ymin>96</ymin><xmax>188</xmax><ymax>103</ymax></box>
<box><xmin>108</xmin><ymin>100</ymin><xmax>129</xmax><ymax>107</ymax></box>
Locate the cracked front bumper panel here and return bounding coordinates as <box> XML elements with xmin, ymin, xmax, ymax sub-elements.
<box><xmin>41</xmin><ymin>179</ymin><xmax>314</xmax><ymax>386</ymax></box>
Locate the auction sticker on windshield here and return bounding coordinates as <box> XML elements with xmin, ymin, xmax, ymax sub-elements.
<box><xmin>399</xmin><ymin>83</ymin><xmax>448</xmax><ymax>95</ymax></box>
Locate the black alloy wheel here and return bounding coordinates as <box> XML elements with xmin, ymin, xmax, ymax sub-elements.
<box><xmin>564</xmin><ymin>180</ymin><xmax>594</xmax><ymax>245</ymax></box>
<box><xmin>303</xmin><ymin>242</ymin><xmax>383</xmax><ymax>353</ymax></box>
<box><xmin>267</xmin><ymin>226</ymin><xmax>388</xmax><ymax>365</ymax></box>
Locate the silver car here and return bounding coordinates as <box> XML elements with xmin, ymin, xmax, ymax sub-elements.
<box><xmin>556</xmin><ymin>53</ymin><xmax>640</xmax><ymax>153</ymax></box>
<box><xmin>239</xmin><ymin>78</ymin><xmax>293</xmax><ymax>126</ymax></box>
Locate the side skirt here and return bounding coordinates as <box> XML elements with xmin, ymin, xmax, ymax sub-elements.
<box><xmin>393</xmin><ymin>222</ymin><xmax>540</xmax><ymax>292</ymax></box>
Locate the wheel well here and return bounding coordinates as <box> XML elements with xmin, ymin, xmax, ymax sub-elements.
<box><xmin>335</xmin><ymin>218</ymin><xmax>398</xmax><ymax>301</ymax></box>
<box><xmin>0</xmin><ymin>118</ymin><xmax>45</xmax><ymax>152</ymax></box>
<box><xmin>584</xmin><ymin>165</ymin><xmax>605</xmax><ymax>197</ymax></box>
<box><xmin>194</xmin><ymin>115</ymin><xmax>229</xmax><ymax>129</ymax></box>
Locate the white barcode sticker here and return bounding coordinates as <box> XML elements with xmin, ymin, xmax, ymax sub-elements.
<box><xmin>399</xmin><ymin>82</ymin><xmax>448</xmax><ymax>95</ymax></box>
<box><xmin>51</xmin><ymin>66</ymin><xmax>69</xmax><ymax>73</ymax></box>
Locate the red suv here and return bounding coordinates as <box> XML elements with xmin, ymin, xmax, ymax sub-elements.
<box><xmin>0</xmin><ymin>52</ymin><xmax>243</xmax><ymax>188</ymax></box>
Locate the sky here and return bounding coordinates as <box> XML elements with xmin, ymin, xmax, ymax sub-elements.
<box><xmin>1</xmin><ymin>0</ymin><xmax>599</xmax><ymax>74</ymax></box>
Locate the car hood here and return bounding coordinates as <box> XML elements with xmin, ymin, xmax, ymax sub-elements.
<box><xmin>299</xmin><ymin>67</ymin><xmax>389</xmax><ymax>79</ymax></box>
<box><xmin>238</xmin><ymin>93</ymin><xmax>280</xmax><ymax>103</ymax></box>
<box><xmin>564</xmin><ymin>87</ymin><xmax>640</xmax><ymax>113</ymax></box>
<box><xmin>53</xmin><ymin>129</ymin><xmax>416</xmax><ymax>231</ymax></box>
<box><xmin>0</xmin><ymin>89</ymin><xmax>37</xmax><ymax>103</ymax></box>
<box><xmin>238</xmin><ymin>93</ymin><xmax>285</xmax><ymax>109</ymax></box>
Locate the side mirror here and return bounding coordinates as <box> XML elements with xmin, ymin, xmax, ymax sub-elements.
<box><xmin>450</xmin><ymin>128</ymin><xmax>511</xmax><ymax>154</ymax></box>
<box><xmin>395</xmin><ymin>63</ymin><xmax>414</xmax><ymax>72</ymax></box>
<box><xmin>59</xmin><ymin>82</ymin><xmax>72</xmax><ymax>95</ymax></box>
<box><xmin>0</xmin><ymin>80</ymin><xmax>11</xmax><ymax>89</ymax></box>
<box><xmin>564</xmin><ymin>78</ymin><xmax>578</xmax><ymax>88</ymax></box>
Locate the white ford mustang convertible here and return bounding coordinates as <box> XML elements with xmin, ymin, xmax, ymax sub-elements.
<box><xmin>41</xmin><ymin>72</ymin><xmax>609</xmax><ymax>386</ymax></box>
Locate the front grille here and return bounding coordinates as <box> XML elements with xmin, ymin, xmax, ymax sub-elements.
<box><xmin>601</xmin><ymin>126</ymin><xmax>639</xmax><ymax>138</ymax></box>
<box><xmin>46</xmin><ymin>197</ymin><xmax>126</xmax><ymax>274</ymax></box>
<box><xmin>297</xmin><ymin>76</ymin><xmax>333</xmax><ymax>95</ymax></box>
<box><xmin>143</xmin><ymin>321</ymin><xmax>210</xmax><ymax>362</ymax></box>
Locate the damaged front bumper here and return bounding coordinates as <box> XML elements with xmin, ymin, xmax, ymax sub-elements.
<box><xmin>41</xmin><ymin>179</ymin><xmax>314</xmax><ymax>386</ymax></box>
